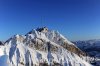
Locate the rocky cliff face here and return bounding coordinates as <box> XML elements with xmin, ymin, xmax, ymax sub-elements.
<box><xmin>0</xmin><ymin>41</ymin><xmax>4</xmax><ymax>45</ymax></box>
<box><xmin>0</xmin><ymin>27</ymin><xmax>92</xmax><ymax>66</ymax></box>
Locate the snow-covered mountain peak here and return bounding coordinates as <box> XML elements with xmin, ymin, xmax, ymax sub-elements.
<box><xmin>26</xmin><ymin>27</ymin><xmax>74</xmax><ymax>46</ymax></box>
<box><xmin>4</xmin><ymin>27</ymin><xmax>86</xmax><ymax>56</ymax></box>
<box><xmin>0</xmin><ymin>27</ymin><xmax>92</xmax><ymax>66</ymax></box>
<box><xmin>23</xmin><ymin>27</ymin><xmax>86</xmax><ymax>56</ymax></box>
<box><xmin>36</xmin><ymin>27</ymin><xmax>48</xmax><ymax>33</ymax></box>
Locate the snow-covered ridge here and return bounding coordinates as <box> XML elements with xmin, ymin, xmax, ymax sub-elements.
<box><xmin>0</xmin><ymin>27</ymin><xmax>92</xmax><ymax>66</ymax></box>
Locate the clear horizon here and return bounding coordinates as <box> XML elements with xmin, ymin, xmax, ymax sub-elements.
<box><xmin>0</xmin><ymin>0</ymin><xmax>100</xmax><ymax>41</ymax></box>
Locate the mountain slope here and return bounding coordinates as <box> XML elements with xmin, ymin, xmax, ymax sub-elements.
<box><xmin>0</xmin><ymin>27</ymin><xmax>92</xmax><ymax>66</ymax></box>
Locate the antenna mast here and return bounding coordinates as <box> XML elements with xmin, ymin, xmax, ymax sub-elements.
<box><xmin>41</xmin><ymin>16</ymin><xmax>45</xmax><ymax>27</ymax></box>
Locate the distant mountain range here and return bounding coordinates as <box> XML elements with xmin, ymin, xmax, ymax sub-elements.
<box><xmin>0</xmin><ymin>27</ymin><xmax>92</xmax><ymax>66</ymax></box>
<box><xmin>73</xmin><ymin>39</ymin><xmax>100</xmax><ymax>66</ymax></box>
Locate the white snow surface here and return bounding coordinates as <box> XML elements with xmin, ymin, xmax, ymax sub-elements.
<box><xmin>0</xmin><ymin>46</ymin><xmax>8</xmax><ymax>66</ymax></box>
<box><xmin>0</xmin><ymin>28</ymin><xmax>92</xmax><ymax>66</ymax></box>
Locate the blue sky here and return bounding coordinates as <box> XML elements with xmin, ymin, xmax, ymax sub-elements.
<box><xmin>0</xmin><ymin>0</ymin><xmax>100</xmax><ymax>41</ymax></box>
